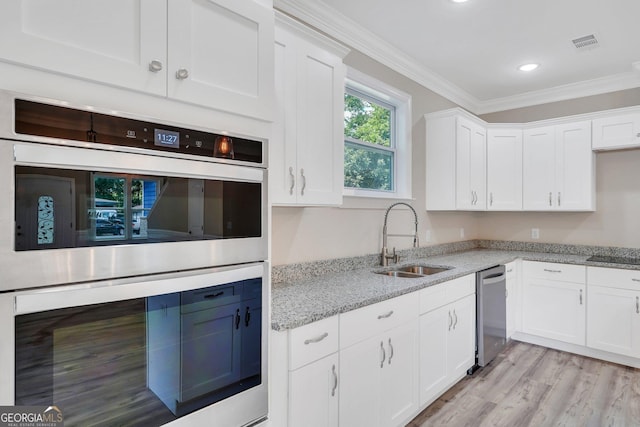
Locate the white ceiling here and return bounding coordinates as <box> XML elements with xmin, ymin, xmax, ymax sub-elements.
<box><xmin>274</xmin><ymin>0</ymin><xmax>640</xmax><ymax>114</ymax></box>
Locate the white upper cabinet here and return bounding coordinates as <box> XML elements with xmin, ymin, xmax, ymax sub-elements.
<box><xmin>271</xmin><ymin>13</ymin><xmax>348</xmax><ymax>206</ymax></box>
<box><xmin>592</xmin><ymin>112</ymin><xmax>640</xmax><ymax>151</ymax></box>
<box><xmin>0</xmin><ymin>0</ymin><xmax>274</xmax><ymax>120</ymax></box>
<box><xmin>425</xmin><ymin>110</ymin><xmax>486</xmax><ymax>211</ymax></box>
<box><xmin>456</xmin><ymin>116</ymin><xmax>487</xmax><ymax>210</ymax></box>
<box><xmin>487</xmin><ymin>128</ymin><xmax>522</xmax><ymax>211</ymax></box>
<box><xmin>523</xmin><ymin>121</ymin><xmax>594</xmax><ymax>211</ymax></box>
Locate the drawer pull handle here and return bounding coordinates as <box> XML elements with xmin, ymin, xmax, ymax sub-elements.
<box><xmin>204</xmin><ymin>291</ymin><xmax>224</xmax><ymax>299</ymax></box>
<box><xmin>380</xmin><ymin>341</ymin><xmax>386</xmax><ymax>368</ymax></box>
<box><xmin>636</xmin><ymin>296</ymin><xmax>639</xmax><ymax>314</ymax></box>
<box><xmin>304</xmin><ymin>332</ymin><xmax>328</xmax><ymax>345</ymax></box>
<box><xmin>507</xmin><ymin>268</ymin><xmax>513</xmax><ymax>273</ymax></box>
<box><xmin>388</xmin><ymin>338</ymin><xmax>394</xmax><ymax>365</ymax></box>
<box><xmin>543</xmin><ymin>269</ymin><xmax>562</xmax><ymax>273</ymax></box>
<box><xmin>580</xmin><ymin>289</ymin><xmax>583</xmax><ymax>305</ymax></box>
<box><xmin>632</xmin><ymin>278</ymin><xmax>640</xmax><ymax>282</ymax></box>
<box><xmin>377</xmin><ymin>310</ymin><xmax>394</xmax><ymax>320</ymax></box>
<box><xmin>331</xmin><ymin>364</ymin><xmax>338</xmax><ymax>397</ymax></box>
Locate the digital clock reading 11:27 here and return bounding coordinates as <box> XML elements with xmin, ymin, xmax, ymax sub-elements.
<box><xmin>154</xmin><ymin>129</ymin><xmax>180</xmax><ymax>149</ymax></box>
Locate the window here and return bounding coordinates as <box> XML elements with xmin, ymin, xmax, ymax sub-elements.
<box><xmin>343</xmin><ymin>68</ymin><xmax>411</xmax><ymax>199</ymax></box>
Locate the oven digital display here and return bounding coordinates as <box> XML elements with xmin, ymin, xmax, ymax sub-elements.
<box><xmin>154</xmin><ymin>129</ymin><xmax>180</xmax><ymax>149</ymax></box>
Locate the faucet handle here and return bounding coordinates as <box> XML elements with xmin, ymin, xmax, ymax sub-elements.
<box><xmin>392</xmin><ymin>247</ymin><xmax>400</xmax><ymax>264</ymax></box>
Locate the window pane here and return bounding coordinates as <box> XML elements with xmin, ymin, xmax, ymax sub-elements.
<box><xmin>344</xmin><ymin>93</ymin><xmax>392</xmax><ymax>147</ymax></box>
<box><xmin>344</xmin><ymin>142</ymin><xmax>393</xmax><ymax>191</ymax></box>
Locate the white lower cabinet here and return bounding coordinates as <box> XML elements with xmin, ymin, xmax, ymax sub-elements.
<box><xmin>418</xmin><ymin>275</ymin><xmax>476</xmax><ymax>406</ymax></box>
<box><xmin>289</xmin><ymin>353</ymin><xmax>339</xmax><ymax>427</ymax></box>
<box><xmin>521</xmin><ymin>261</ymin><xmax>586</xmax><ymax>345</ymax></box>
<box><xmin>586</xmin><ymin>267</ymin><xmax>640</xmax><ymax>358</ymax></box>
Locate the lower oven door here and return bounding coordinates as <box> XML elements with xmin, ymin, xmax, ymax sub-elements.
<box><xmin>0</xmin><ymin>262</ymin><xmax>268</xmax><ymax>427</ymax></box>
<box><xmin>1</xmin><ymin>141</ymin><xmax>268</xmax><ymax>291</ymax></box>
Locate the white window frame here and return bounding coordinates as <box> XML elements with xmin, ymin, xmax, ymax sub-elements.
<box><xmin>343</xmin><ymin>67</ymin><xmax>412</xmax><ymax>200</ymax></box>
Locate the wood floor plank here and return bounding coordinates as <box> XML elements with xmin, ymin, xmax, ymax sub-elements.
<box><xmin>409</xmin><ymin>341</ymin><xmax>640</xmax><ymax>427</ymax></box>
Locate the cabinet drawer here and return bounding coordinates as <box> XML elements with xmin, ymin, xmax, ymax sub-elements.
<box><xmin>340</xmin><ymin>293</ymin><xmax>418</xmax><ymax>349</ymax></box>
<box><xmin>523</xmin><ymin>261</ymin><xmax>585</xmax><ymax>283</ymax></box>
<box><xmin>420</xmin><ymin>274</ymin><xmax>475</xmax><ymax>314</ymax></box>
<box><xmin>588</xmin><ymin>266</ymin><xmax>640</xmax><ymax>290</ymax></box>
<box><xmin>289</xmin><ymin>315</ymin><xmax>339</xmax><ymax>370</ymax></box>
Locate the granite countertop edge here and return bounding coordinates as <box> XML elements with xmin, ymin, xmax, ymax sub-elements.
<box><xmin>271</xmin><ymin>248</ymin><xmax>640</xmax><ymax>332</ymax></box>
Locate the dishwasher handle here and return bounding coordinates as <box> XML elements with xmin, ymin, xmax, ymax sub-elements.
<box><xmin>481</xmin><ymin>272</ymin><xmax>505</xmax><ymax>285</ymax></box>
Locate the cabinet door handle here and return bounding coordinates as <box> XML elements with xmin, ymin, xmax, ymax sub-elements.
<box><xmin>304</xmin><ymin>332</ymin><xmax>328</xmax><ymax>345</ymax></box>
<box><xmin>549</xmin><ymin>192</ymin><xmax>552</xmax><ymax>206</ymax></box>
<box><xmin>636</xmin><ymin>296</ymin><xmax>639</xmax><ymax>314</ymax></box>
<box><xmin>331</xmin><ymin>364</ymin><xmax>338</xmax><ymax>397</ymax></box>
<box><xmin>380</xmin><ymin>341</ymin><xmax>386</xmax><ymax>368</ymax></box>
<box><xmin>175</xmin><ymin>68</ymin><xmax>189</xmax><ymax>80</ymax></box>
<box><xmin>235</xmin><ymin>309</ymin><xmax>241</xmax><ymax>329</ymax></box>
<box><xmin>448</xmin><ymin>310</ymin><xmax>453</xmax><ymax>331</ymax></box>
<box><xmin>388</xmin><ymin>338</ymin><xmax>394</xmax><ymax>365</ymax></box>
<box><xmin>377</xmin><ymin>310</ymin><xmax>394</xmax><ymax>320</ymax></box>
<box><xmin>579</xmin><ymin>289</ymin><xmax>583</xmax><ymax>305</ymax></box>
<box><xmin>453</xmin><ymin>309</ymin><xmax>458</xmax><ymax>329</ymax></box>
<box><xmin>244</xmin><ymin>306</ymin><xmax>251</xmax><ymax>327</ymax></box>
<box><xmin>148</xmin><ymin>60</ymin><xmax>163</xmax><ymax>72</ymax></box>
<box><xmin>558</xmin><ymin>192</ymin><xmax>561</xmax><ymax>207</ymax></box>
<box><xmin>632</xmin><ymin>278</ymin><xmax>640</xmax><ymax>282</ymax></box>
<box><xmin>204</xmin><ymin>291</ymin><xmax>224</xmax><ymax>299</ymax></box>
<box><xmin>544</xmin><ymin>269</ymin><xmax>562</xmax><ymax>273</ymax></box>
<box><xmin>490</xmin><ymin>192</ymin><xmax>493</xmax><ymax>206</ymax></box>
<box><xmin>300</xmin><ymin>168</ymin><xmax>306</xmax><ymax>196</ymax></box>
<box><xmin>288</xmin><ymin>166</ymin><xmax>295</xmax><ymax>195</ymax></box>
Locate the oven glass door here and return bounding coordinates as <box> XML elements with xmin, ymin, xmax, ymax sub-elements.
<box><xmin>13</xmin><ymin>267</ymin><xmax>264</xmax><ymax>426</ymax></box>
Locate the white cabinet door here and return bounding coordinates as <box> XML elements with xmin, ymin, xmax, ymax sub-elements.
<box><xmin>587</xmin><ymin>285</ymin><xmax>640</xmax><ymax>358</ymax></box>
<box><xmin>418</xmin><ymin>305</ymin><xmax>449</xmax><ymax>405</ymax></box>
<box><xmin>289</xmin><ymin>353</ymin><xmax>339</xmax><ymax>427</ymax></box>
<box><xmin>0</xmin><ymin>0</ymin><xmax>167</xmax><ymax>96</ymax></box>
<box><xmin>272</xmin><ymin>17</ymin><xmax>346</xmax><ymax>206</ymax></box>
<box><xmin>505</xmin><ymin>262</ymin><xmax>519</xmax><ymax>338</ymax></box>
<box><xmin>381</xmin><ymin>320</ymin><xmax>419</xmax><ymax>427</ymax></box>
<box><xmin>592</xmin><ymin>113</ymin><xmax>640</xmax><ymax>150</ymax></box>
<box><xmin>447</xmin><ymin>294</ymin><xmax>476</xmax><ymax>377</ymax></box>
<box><xmin>339</xmin><ymin>334</ymin><xmax>382</xmax><ymax>427</ymax></box>
<box><xmin>522</xmin><ymin>278</ymin><xmax>586</xmax><ymax>345</ymax></box>
<box><xmin>487</xmin><ymin>129</ymin><xmax>522</xmax><ymax>211</ymax></box>
<box><xmin>523</xmin><ymin>126</ymin><xmax>556</xmax><ymax>211</ymax></box>
<box><xmin>295</xmin><ymin>39</ymin><xmax>345</xmax><ymax>206</ymax></box>
<box><xmin>456</xmin><ymin>116</ymin><xmax>486</xmax><ymax>210</ymax></box>
<box><xmin>425</xmin><ymin>115</ymin><xmax>457</xmax><ymax>210</ymax></box>
<box><xmin>167</xmin><ymin>0</ymin><xmax>274</xmax><ymax>120</ymax></box>
<box><xmin>555</xmin><ymin>121</ymin><xmax>594</xmax><ymax>211</ymax></box>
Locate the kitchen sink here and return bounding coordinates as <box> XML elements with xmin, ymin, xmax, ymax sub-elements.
<box><xmin>375</xmin><ymin>264</ymin><xmax>453</xmax><ymax>278</ymax></box>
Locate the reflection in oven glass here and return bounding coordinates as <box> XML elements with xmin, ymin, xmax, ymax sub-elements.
<box><xmin>15</xmin><ymin>279</ymin><xmax>262</xmax><ymax>426</ymax></box>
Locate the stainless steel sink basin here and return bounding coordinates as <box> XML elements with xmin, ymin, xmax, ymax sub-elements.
<box><xmin>376</xmin><ymin>270</ymin><xmax>425</xmax><ymax>278</ymax></box>
<box><xmin>398</xmin><ymin>265</ymin><xmax>452</xmax><ymax>275</ymax></box>
<box><xmin>375</xmin><ymin>264</ymin><xmax>453</xmax><ymax>278</ymax></box>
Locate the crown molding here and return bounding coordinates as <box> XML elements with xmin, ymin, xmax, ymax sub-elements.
<box><xmin>274</xmin><ymin>0</ymin><xmax>640</xmax><ymax>115</ymax></box>
<box><xmin>273</xmin><ymin>0</ymin><xmax>480</xmax><ymax>112</ymax></box>
<box><xmin>475</xmin><ymin>71</ymin><xmax>640</xmax><ymax>114</ymax></box>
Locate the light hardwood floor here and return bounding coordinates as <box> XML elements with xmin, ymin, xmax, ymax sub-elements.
<box><xmin>408</xmin><ymin>341</ymin><xmax>640</xmax><ymax>427</ymax></box>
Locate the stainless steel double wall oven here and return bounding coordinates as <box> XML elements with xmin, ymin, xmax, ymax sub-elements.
<box><xmin>0</xmin><ymin>91</ymin><xmax>269</xmax><ymax>427</ymax></box>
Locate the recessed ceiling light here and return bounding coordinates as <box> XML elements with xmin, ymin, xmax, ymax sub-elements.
<box><xmin>518</xmin><ymin>63</ymin><xmax>539</xmax><ymax>72</ymax></box>
<box><xmin>450</xmin><ymin>0</ymin><xmax>469</xmax><ymax>3</ymax></box>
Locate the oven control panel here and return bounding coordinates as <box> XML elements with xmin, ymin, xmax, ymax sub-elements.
<box><xmin>14</xmin><ymin>99</ymin><xmax>263</xmax><ymax>164</ymax></box>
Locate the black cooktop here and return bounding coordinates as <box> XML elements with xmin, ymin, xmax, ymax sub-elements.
<box><xmin>586</xmin><ymin>255</ymin><xmax>640</xmax><ymax>265</ymax></box>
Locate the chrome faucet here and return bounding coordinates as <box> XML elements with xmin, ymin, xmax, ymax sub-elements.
<box><xmin>380</xmin><ymin>202</ymin><xmax>419</xmax><ymax>266</ymax></box>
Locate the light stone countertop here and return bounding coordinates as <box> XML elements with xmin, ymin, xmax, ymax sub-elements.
<box><xmin>271</xmin><ymin>248</ymin><xmax>640</xmax><ymax>331</ymax></box>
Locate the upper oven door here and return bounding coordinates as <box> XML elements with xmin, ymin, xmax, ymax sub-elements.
<box><xmin>0</xmin><ymin>141</ymin><xmax>267</xmax><ymax>291</ymax></box>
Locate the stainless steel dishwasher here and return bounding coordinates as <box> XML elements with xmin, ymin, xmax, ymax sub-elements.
<box><xmin>475</xmin><ymin>265</ymin><xmax>507</xmax><ymax>367</ymax></box>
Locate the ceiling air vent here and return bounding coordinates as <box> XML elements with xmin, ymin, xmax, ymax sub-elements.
<box><xmin>572</xmin><ymin>34</ymin><xmax>599</xmax><ymax>50</ymax></box>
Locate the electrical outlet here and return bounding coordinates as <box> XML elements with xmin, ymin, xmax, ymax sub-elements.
<box><xmin>425</xmin><ymin>229</ymin><xmax>432</xmax><ymax>242</ymax></box>
<box><xmin>531</xmin><ymin>228</ymin><xmax>540</xmax><ymax>239</ymax></box>
<box><xmin>460</xmin><ymin>228</ymin><xmax>465</xmax><ymax>239</ymax></box>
